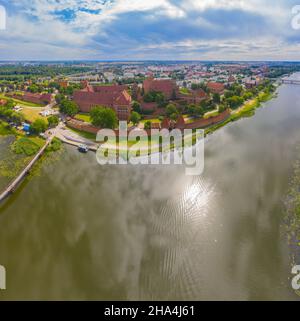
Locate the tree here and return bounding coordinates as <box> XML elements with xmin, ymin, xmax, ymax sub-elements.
<box><xmin>132</xmin><ymin>101</ymin><xmax>141</xmax><ymax>113</ymax></box>
<box><xmin>90</xmin><ymin>106</ymin><xmax>117</xmax><ymax>129</ymax></box>
<box><xmin>11</xmin><ymin>112</ymin><xmax>24</xmax><ymax>125</ymax></box>
<box><xmin>59</xmin><ymin>99</ymin><xmax>79</xmax><ymax>116</ymax></box>
<box><xmin>166</xmin><ymin>103</ymin><xmax>178</xmax><ymax>117</ymax></box>
<box><xmin>47</xmin><ymin>115</ymin><xmax>59</xmax><ymax>128</ymax></box>
<box><xmin>218</xmin><ymin>104</ymin><xmax>227</xmax><ymax>113</ymax></box>
<box><xmin>55</xmin><ymin>94</ymin><xmax>65</xmax><ymax>104</ymax></box>
<box><xmin>28</xmin><ymin>84</ymin><xmax>40</xmax><ymax>93</ymax></box>
<box><xmin>31</xmin><ymin>119</ymin><xmax>48</xmax><ymax>134</ymax></box>
<box><xmin>213</xmin><ymin>93</ymin><xmax>221</xmax><ymax>104</ymax></box>
<box><xmin>188</xmin><ymin>104</ymin><xmax>205</xmax><ymax>117</ymax></box>
<box><xmin>226</xmin><ymin>96</ymin><xmax>244</xmax><ymax>109</ymax></box>
<box><xmin>155</xmin><ymin>92</ymin><xmax>165</xmax><ymax>107</ymax></box>
<box><xmin>130</xmin><ymin>111</ymin><xmax>141</xmax><ymax>126</ymax></box>
<box><xmin>170</xmin><ymin>113</ymin><xmax>179</xmax><ymax>121</ymax></box>
<box><xmin>144</xmin><ymin>120</ymin><xmax>151</xmax><ymax>130</ymax></box>
<box><xmin>5</xmin><ymin>99</ymin><xmax>16</xmax><ymax>109</ymax></box>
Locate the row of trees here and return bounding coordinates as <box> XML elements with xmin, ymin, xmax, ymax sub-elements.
<box><xmin>29</xmin><ymin>115</ymin><xmax>59</xmax><ymax>135</ymax></box>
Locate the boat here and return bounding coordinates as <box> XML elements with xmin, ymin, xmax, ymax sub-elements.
<box><xmin>78</xmin><ymin>144</ymin><xmax>89</xmax><ymax>153</ymax></box>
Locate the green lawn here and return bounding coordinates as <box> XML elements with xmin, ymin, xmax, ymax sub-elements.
<box><xmin>21</xmin><ymin>107</ymin><xmax>46</xmax><ymax>123</ymax></box>
<box><xmin>75</xmin><ymin>113</ymin><xmax>91</xmax><ymax>123</ymax></box>
<box><xmin>179</xmin><ymin>88</ymin><xmax>190</xmax><ymax>95</ymax></box>
<box><xmin>67</xmin><ymin>126</ymin><xmax>97</xmax><ymax>140</ymax></box>
<box><xmin>140</xmin><ymin>118</ymin><xmax>161</xmax><ymax>124</ymax></box>
<box><xmin>204</xmin><ymin>110</ymin><xmax>220</xmax><ymax>119</ymax></box>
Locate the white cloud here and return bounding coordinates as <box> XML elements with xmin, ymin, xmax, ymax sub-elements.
<box><xmin>0</xmin><ymin>0</ymin><xmax>299</xmax><ymax>60</ymax></box>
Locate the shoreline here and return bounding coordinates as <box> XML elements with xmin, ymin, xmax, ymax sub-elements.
<box><xmin>62</xmin><ymin>84</ymin><xmax>280</xmax><ymax>155</ymax></box>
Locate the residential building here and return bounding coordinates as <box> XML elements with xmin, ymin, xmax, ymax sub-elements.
<box><xmin>207</xmin><ymin>82</ymin><xmax>225</xmax><ymax>95</ymax></box>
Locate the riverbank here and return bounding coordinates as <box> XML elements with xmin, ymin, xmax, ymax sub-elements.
<box><xmin>60</xmin><ymin>87</ymin><xmax>277</xmax><ymax>157</ymax></box>
<box><xmin>284</xmin><ymin>152</ymin><xmax>300</xmax><ymax>297</ymax></box>
<box><xmin>204</xmin><ymin>90</ymin><xmax>276</xmax><ymax>136</ymax></box>
<box><xmin>0</xmin><ymin>121</ymin><xmax>62</xmax><ymax>190</ymax></box>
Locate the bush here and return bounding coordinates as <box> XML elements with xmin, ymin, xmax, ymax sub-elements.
<box><xmin>46</xmin><ymin>137</ymin><xmax>62</xmax><ymax>152</ymax></box>
<box><xmin>31</xmin><ymin>119</ymin><xmax>48</xmax><ymax>134</ymax></box>
<box><xmin>12</xmin><ymin>137</ymin><xmax>41</xmax><ymax>156</ymax></box>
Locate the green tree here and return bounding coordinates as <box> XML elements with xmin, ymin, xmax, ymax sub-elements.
<box><xmin>166</xmin><ymin>103</ymin><xmax>178</xmax><ymax>117</ymax></box>
<box><xmin>170</xmin><ymin>113</ymin><xmax>179</xmax><ymax>121</ymax></box>
<box><xmin>5</xmin><ymin>99</ymin><xmax>16</xmax><ymax>109</ymax></box>
<box><xmin>144</xmin><ymin>120</ymin><xmax>151</xmax><ymax>130</ymax></box>
<box><xmin>218</xmin><ymin>104</ymin><xmax>227</xmax><ymax>113</ymax></box>
<box><xmin>226</xmin><ymin>96</ymin><xmax>244</xmax><ymax>109</ymax></box>
<box><xmin>11</xmin><ymin>112</ymin><xmax>24</xmax><ymax>125</ymax></box>
<box><xmin>187</xmin><ymin>104</ymin><xmax>204</xmax><ymax>117</ymax></box>
<box><xmin>31</xmin><ymin>119</ymin><xmax>48</xmax><ymax>134</ymax></box>
<box><xmin>55</xmin><ymin>94</ymin><xmax>65</xmax><ymax>105</ymax></box>
<box><xmin>47</xmin><ymin>115</ymin><xmax>59</xmax><ymax>128</ymax></box>
<box><xmin>132</xmin><ymin>101</ymin><xmax>141</xmax><ymax>113</ymax></box>
<box><xmin>90</xmin><ymin>106</ymin><xmax>117</xmax><ymax>129</ymax></box>
<box><xmin>28</xmin><ymin>84</ymin><xmax>40</xmax><ymax>93</ymax></box>
<box><xmin>213</xmin><ymin>93</ymin><xmax>221</xmax><ymax>104</ymax></box>
<box><xmin>130</xmin><ymin>111</ymin><xmax>141</xmax><ymax>126</ymax></box>
<box><xmin>59</xmin><ymin>99</ymin><xmax>79</xmax><ymax>117</ymax></box>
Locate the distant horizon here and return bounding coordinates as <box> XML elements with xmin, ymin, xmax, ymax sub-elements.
<box><xmin>0</xmin><ymin>1</ymin><xmax>300</xmax><ymax>61</ymax></box>
<box><xmin>1</xmin><ymin>60</ymin><xmax>300</xmax><ymax>63</ymax></box>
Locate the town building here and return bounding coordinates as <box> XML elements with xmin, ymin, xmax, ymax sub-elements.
<box><xmin>143</xmin><ymin>77</ymin><xmax>179</xmax><ymax>100</ymax></box>
<box><xmin>73</xmin><ymin>82</ymin><xmax>132</xmax><ymax>121</ymax></box>
<box><xmin>207</xmin><ymin>82</ymin><xmax>225</xmax><ymax>95</ymax></box>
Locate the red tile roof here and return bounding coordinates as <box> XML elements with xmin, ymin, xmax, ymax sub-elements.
<box><xmin>74</xmin><ymin>82</ymin><xmax>132</xmax><ymax>120</ymax></box>
<box><xmin>207</xmin><ymin>82</ymin><xmax>225</xmax><ymax>94</ymax></box>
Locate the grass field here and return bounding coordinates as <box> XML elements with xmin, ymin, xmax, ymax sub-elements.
<box><xmin>75</xmin><ymin>113</ymin><xmax>91</xmax><ymax>123</ymax></box>
<box><xmin>20</xmin><ymin>107</ymin><xmax>46</xmax><ymax>123</ymax></box>
<box><xmin>67</xmin><ymin>126</ymin><xmax>97</xmax><ymax>140</ymax></box>
<box><xmin>12</xmin><ymin>136</ymin><xmax>45</xmax><ymax>156</ymax></box>
<box><xmin>140</xmin><ymin>118</ymin><xmax>161</xmax><ymax>124</ymax></box>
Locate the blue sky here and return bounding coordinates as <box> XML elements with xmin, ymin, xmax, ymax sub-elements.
<box><xmin>0</xmin><ymin>0</ymin><xmax>300</xmax><ymax>60</ymax></box>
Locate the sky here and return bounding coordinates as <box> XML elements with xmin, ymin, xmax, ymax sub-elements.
<box><xmin>0</xmin><ymin>0</ymin><xmax>300</xmax><ymax>61</ymax></box>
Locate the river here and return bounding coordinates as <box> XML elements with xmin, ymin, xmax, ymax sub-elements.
<box><xmin>0</xmin><ymin>75</ymin><xmax>300</xmax><ymax>300</ymax></box>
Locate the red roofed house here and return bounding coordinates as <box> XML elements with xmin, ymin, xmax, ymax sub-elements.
<box><xmin>143</xmin><ymin>77</ymin><xmax>178</xmax><ymax>100</ymax></box>
<box><xmin>73</xmin><ymin>82</ymin><xmax>132</xmax><ymax>121</ymax></box>
<box><xmin>207</xmin><ymin>82</ymin><xmax>225</xmax><ymax>95</ymax></box>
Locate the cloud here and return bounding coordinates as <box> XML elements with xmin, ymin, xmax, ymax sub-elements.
<box><xmin>0</xmin><ymin>0</ymin><xmax>299</xmax><ymax>60</ymax></box>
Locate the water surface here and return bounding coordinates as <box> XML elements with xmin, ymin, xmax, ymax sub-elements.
<box><xmin>0</xmin><ymin>76</ymin><xmax>300</xmax><ymax>300</ymax></box>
